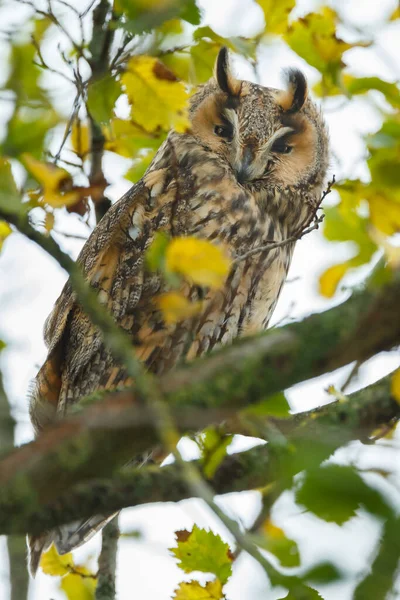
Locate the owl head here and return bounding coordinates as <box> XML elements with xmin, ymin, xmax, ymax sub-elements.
<box><xmin>189</xmin><ymin>48</ymin><xmax>329</xmax><ymax>194</ymax></box>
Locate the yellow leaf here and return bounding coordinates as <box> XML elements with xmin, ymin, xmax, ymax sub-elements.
<box><xmin>391</xmin><ymin>369</ymin><xmax>400</xmax><ymax>405</ymax></box>
<box><xmin>0</xmin><ymin>221</ymin><xmax>12</xmax><ymax>251</ymax></box>
<box><xmin>285</xmin><ymin>8</ymin><xmax>368</xmax><ymax>75</ymax></box>
<box><xmin>23</xmin><ymin>154</ymin><xmax>79</xmax><ymax>208</ymax></box>
<box><xmin>44</xmin><ymin>212</ymin><xmax>55</xmax><ymax>233</ymax></box>
<box><xmin>122</xmin><ymin>56</ymin><xmax>189</xmax><ymax>132</ymax></box>
<box><xmin>368</xmin><ymin>194</ymin><xmax>400</xmax><ymax>236</ymax></box>
<box><xmin>258</xmin><ymin>0</ymin><xmax>295</xmax><ymax>34</ymax></box>
<box><xmin>263</xmin><ymin>518</ymin><xmax>285</xmax><ymax>539</ymax></box>
<box><xmin>71</xmin><ymin>122</ymin><xmax>91</xmax><ymax>158</ymax></box>
<box><xmin>61</xmin><ymin>571</ymin><xmax>96</xmax><ymax>600</ymax></box>
<box><xmin>173</xmin><ymin>579</ymin><xmax>224</xmax><ymax>600</ymax></box>
<box><xmin>390</xmin><ymin>6</ymin><xmax>400</xmax><ymax>20</ymax></box>
<box><xmin>24</xmin><ymin>154</ymin><xmax>69</xmax><ymax>191</ymax></box>
<box><xmin>166</xmin><ymin>237</ymin><xmax>231</xmax><ymax>289</ymax></box>
<box><xmin>319</xmin><ymin>262</ymin><xmax>349</xmax><ymax>297</ymax></box>
<box><xmin>104</xmin><ymin>118</ymin><xmax>162</xmax><ymax>158</ymax></box>
<box><xmin>40</xmin><ymin>544</ymin><xmax>73</xmax><ymax>576</ymax></box>
<box><xmin>157</xmin><ymin>292</ymin><xmax>202</xmax><ymax>324</ymax></box>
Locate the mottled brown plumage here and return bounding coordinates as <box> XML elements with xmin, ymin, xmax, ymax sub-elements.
<box><xmin>28</xmin><ymin>48</ymin><xmax>329</xmax><ymax>574</ymax></box>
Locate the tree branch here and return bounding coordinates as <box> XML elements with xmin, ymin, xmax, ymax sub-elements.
<box><xmin>0</xmin><ymin>261</ymin><xmax>398</xmax><ymax>516</ymax></box>
<box><xmin>0</xmin><ymin>374</ymin><xmax>397</xmax><ymax>536</ymax></box>
<box><xmin>0</xmin><ymin>372</ymin><xmax>29</xmax><ymax>600</ymax></box>
<box><xmin>95</xmin><ymin>516</ymin><xmax>119</xmax><ymax>600</ymax></box>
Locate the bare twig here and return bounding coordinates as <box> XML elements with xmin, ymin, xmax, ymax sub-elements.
<box><xmin>234</xmin><ymin>176</ymin><xmax>335</xmax><ymax>264</ymax></box>
<box><xmin>53</xmin><ymin>93</ymin><xmax>81</xmax><ymax>163</ymax></box>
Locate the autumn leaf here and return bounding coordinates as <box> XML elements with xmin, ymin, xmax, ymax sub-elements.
<box><xmin>166</xmin><ymin>237</ymin><xmax>231</xmax><ymax>289</ymax></box>
<box><xmin>368</xmin><ymin>193</ymin><xmax>400</xmax><ymax>236</ymax></box>
<box><xmin>44</xmin><ymin>212</ymin><xmax>55</xmax><ymax>234</ymax></box>
<box><xmin>40</xmin><ymin>544</ymin><xmax>74</xmax><ymax>576</ymax></box>
<box><xmin>61</xmin><ymin>570</ymin><xmax>96</xmax><ymax>600</ymax></box>
<box><xmin>173</xmin><ymin>579</ymin><xmax>225</xmax><ymax>600</ymax></box>
<box><xmin>104</xmin><ymin>117</ymin><xmax>162</xmax><ymax>160</ymax></box>
<box><xmin>258</xmin><ymin>0</ymin><xmax>295</xmax><ymax>34</ymax></box>
<box><xmin>157</xmin><ymin>292</ymin><xmax>202</xmax><ymax>324</ymax></box>
<box><xmin>285</xmin><ymin>8</ymin><xmax>369</xmax><ymax>83</ymax></box>
<box><xmin>23</xmin><ymin>154</ymin><xmax>79</xmax><ymax>208</ymax></box>
<box><xmin>391</xmin><ymin>370</ymin><xmax>400</xmax><ymax>405</ymax></box>
<box><xmin>71</xmin><ymin>122</ymin><xmax>91</xmax><ymax>158</ymax></box>
<box><xmin>0</xmin><ymin>221</ymin><xmax>12</xmax><ymax>251</ymax></box>
<box><xmin>319</xmin><ymin>262</ymin><xmax>348</xmax><ymax>298</ymax></box>
<box><xmin>171</xmin><ymin>526</ymin><xmax>233</xmax><ymax>584</ymax></box>
<box><xmin>122</xmin><ymin>56</ymin><xmax>189</xmax><ymax>132</ymax></box>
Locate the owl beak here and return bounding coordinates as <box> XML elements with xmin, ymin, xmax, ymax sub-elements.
<box><xmin>236</xmin><ymin>147</ymin><xmax>254</xmax><ymax>183</ymax></box>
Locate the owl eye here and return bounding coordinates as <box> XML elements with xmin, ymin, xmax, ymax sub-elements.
<box><xmin>214</xmin><ymin>124</ymin><xmax>233</xmax><ymax>140</ymax></box>
<box><xmin>271</xmin><ymin>138</ymin><xmax>292</xmax><ymax>154</ymax></box>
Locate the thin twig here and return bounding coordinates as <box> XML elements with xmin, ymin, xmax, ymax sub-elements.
<box><xmin>53</xmin><ymin>93</ymin><xmax>81</xmax><ymax>164</ymax></box>
<box><xmin>234</xmin><ymin>176</ymin><xmax>335</xmax><ymax>264</ymax></box>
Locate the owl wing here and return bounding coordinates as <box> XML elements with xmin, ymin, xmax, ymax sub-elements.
<box><xmin>30</xmin><ymin>177</ymin><xmax>156</xmax><ymax>432</ymax></box>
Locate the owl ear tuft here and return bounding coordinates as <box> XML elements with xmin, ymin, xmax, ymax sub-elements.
<box><xmin>277</xmin><ymin>68</ymin><xmax>308</xmax><ymax>113</ymax></box>
<box><xmin>215</xmin><ymin>47</ymin><xmax>241</xmax><ymax>96</ymax></box>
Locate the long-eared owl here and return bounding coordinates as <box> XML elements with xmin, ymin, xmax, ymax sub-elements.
<box><xmin>28</xmin><ymin>47</ymin><xmax>329</xmax><ymax>575</ymax></box>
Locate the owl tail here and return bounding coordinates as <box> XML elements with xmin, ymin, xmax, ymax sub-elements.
<box><xmin>28</xmin><ymin>512</ymin><xmax>118</xmax><ymax>577</ymax></box>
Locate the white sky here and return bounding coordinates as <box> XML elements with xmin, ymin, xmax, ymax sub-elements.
<box><xmin>0</xmin><ymin>0</ymin><xmax>400</xmax><ymax>598</ymax></box>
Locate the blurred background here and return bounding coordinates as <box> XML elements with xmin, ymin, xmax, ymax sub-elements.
<box><xmin>0</xmin><ymin>0</ymin><xmax>400</xmax><ymax>598</ymax></box>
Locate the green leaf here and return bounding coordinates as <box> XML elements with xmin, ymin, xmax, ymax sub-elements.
<box><xmin>124</xmin><ymin>150</ymin><xmax>156</xmax><ymax>183</ymax></box>
<box><xmin>197</xmin><ymin>427</ymin><xmax>233</xmax><ymax>479</ymax></box>
<box><xmin>190</xmin><ymin>39</ymin><xmax>221</xmax><ymax>84</ymax></box>
<box><xmin>314</xmin><ymin>76</ymin><xmax>400</xmax><ymax>109</ymax></box>
<box><xmin>181</xmin><ymin>0</ymin><xmax>201</xmax><ymax>25</ymax></box>
<box><xmin>246</xmin><ymin>392</ymin><xmax>291</xmax><ymax>418</ymax></box>
<box><xmin>0</xmin><ymin>340</ymin><xmax>6</xmax><ymax>352</ymax></box>
<box><xmin>295</xmin><ymin>465</ymin><xmax>391</xmax><ymax>525</ymax></box>
<box><xmin>303</xmin><ymin>562</ymin><xmax>341</xmax><ymax>584</ymax></box>
<box><xmin>354</xmin><ymin>516</ymin><xmax>400</xmax><ymax>600</ymax></box>
<box><xmin>87</xmin><ymin>76</ymin><xmax>122</xmax><ymax>124</ymax></box>
<box><xmin>0</xmin><ymin>159</ymin><xmax>25</xmax><ymax>217</ymax></box>
<box><xmin>145</xmin><ymin>231</ymin><xmax>170</xmax><ymax>272</ymax></box>
<box><xmin>118</xmin><ymin>0</ymin><xmax>200</xmax><ymax>34</ymax></box>
<box><xmin>171</xmin><ymin>526</ymin><xmax>233</xmax><ymax>585</ymax></box>
<box><xmin>2</xmin><ymin>107</ymin><xmax>59</xmax><ymax>158</ymax></box>
<box><xmin>281</xmin><ymin>587</ymin><xmax>323</xmax><ymax>600</ymax></box>
<box><xmin>259</xmin><ymin>519</ymin><xmax>300</xmax><ymax>568</ymax></box>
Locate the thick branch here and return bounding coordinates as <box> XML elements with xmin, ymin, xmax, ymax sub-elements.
<box><xmin>0</xmin><ymin>374</ymin><xmax>397</xmax><ymax>536</ymax></box>
<box><xmin>0</xmin><ymin>273</ymin><xmax>398</xmax><ymax>513</ymax></box>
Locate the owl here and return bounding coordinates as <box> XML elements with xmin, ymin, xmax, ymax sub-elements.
<box><xmin>28</xmin><ymin>48</ymin><xmax>329</xmax><ymax>575</ymax></box>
